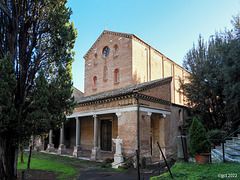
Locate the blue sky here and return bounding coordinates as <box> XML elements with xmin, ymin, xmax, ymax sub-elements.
<box><xmin>66</xmin><ymin>0</ymin><xmax>240</xmax><ymax>92</ymax></box>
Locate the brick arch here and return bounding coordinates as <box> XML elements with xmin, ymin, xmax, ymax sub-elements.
<box><xmin>114</xmin><ymin>44</ymin><xmax>119</xmax><ymax>56</ymax></box>
<box><xmin>93</xmin><ymin>76</ymin><xmax>97</xmax><ymax>89</ymax></box>
<box><xmin>114</xmin><ymin>68</ymin><xmax>120</xmax><ymax>83</ymax></box>
<box><xmin>94</xmin><ymin>53</ymin><xmax>98</xmax><ymax>64</ymax></box>
<box><xmin>103</xmin><ymin>66</ymin><xmax>108</xmax><ymax>80</ymax></box>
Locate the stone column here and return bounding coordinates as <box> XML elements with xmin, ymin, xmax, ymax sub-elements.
<box><xmin>58</xmin><ymin>123</ymin><xmax>67</xmax><ymax>154</ymax></box>
<box><xmin>47</xmin><ymin>130</ymin><xmax>55</xmax><ymax>152</ymax></box>
<box><xmin>73</xmin><ymin>117</ymin><xmax>82</xmax><ymax>157</ymax></box>
<box><xmin>91</xmin><ymin>115</ymin><xmax>102</xmax><ymax>161</ymax></box>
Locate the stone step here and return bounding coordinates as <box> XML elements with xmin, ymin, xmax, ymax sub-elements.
<box><xmin>225</xmin><ymin>144</ymin><xmax>240</xmax><ymax>151</ymax></box>
<box><xmin>215</xmin><ymin>145</ymin><xmax>222</xmax><ymax>150</ymax></box>
<box><xmin>232</xmin><ymin>137</ymin><xmax>240</xmax><ymax>141</ymax></box>
<box><xmin>211</xmin><ymin>149</ymin><xmax>234</xmax><ymax>162</ymax></box>
<box><xmin>224</xmin><ymin>141</ymin><xmax>240</xmax><ymax>147</ymax></box>
<box><xmin>211</xmin><ymin>149</ymin><xmax>240</xmax><ymax>162</ymax></box>
<box><xmin>210</xmin><ymin>134</ymin><xmax>240</xmax><ymax>163</ymax></box>
<box><xmin>225</xmin><ymin>149</ymin><xmax>240</xmax><ymax>160</ymax></box>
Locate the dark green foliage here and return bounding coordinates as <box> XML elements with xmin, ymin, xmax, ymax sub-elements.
<box><xmin>189</xmin><ymin>117</ymin><xmax>211</xmax><ymax>156</ymax></box>
<box><xmin>181</xmin><ymin>14</ymin><xmax>240</xmax><ymax>131</ymax></box>
<box><xmin>181</xmin><ymin>35</ymin><xmax>226</xmax><ymax>130</ymax></box>
<box><xmin>0</xmin><ymin>0</ymin><xmax>77</xmax><ymax>138</ymax></box>
<box><xmin>207</xmin><ymin>129</ymin><xmax>227</xmax><ymax>145</ymax></box>
<box><xmin>103</xmin><ymin>158</ymin><xmax>114</xmax><ymax>164</ymax></box>
<box><xmin>25</xmin><ymin>69</ymin><xmax>51</xmax><ymax>135</ymax></box>
<box><xmin>220</xmin><ymin>15</ymin><xmax>240</xmax><ymax>130</ymax></box>
<box><xmin>0</xmin><ymin>53</ymin><xmax>17</xmax><ymax>136</ymax></box>
<box><xmin>100</xmin><ymin>163</ymin><xmax>112</xmax><ymax>169</ymax></box>
<box><xmin>0</xmin><ymin>0</ymin><xmax>77</xmax><ymax>178</ymax></box>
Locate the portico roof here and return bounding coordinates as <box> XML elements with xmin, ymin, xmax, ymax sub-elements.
<box><xmin>76</xmin><ymin>77</ymin><xmax>172</xmax><ymax>104</ymax></box>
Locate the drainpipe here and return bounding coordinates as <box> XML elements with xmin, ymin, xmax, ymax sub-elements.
<box><xmin>135</xmin><ymin>94</ymin><xmax>140</xmax><ymax>180</ymax></box>
<box><xmin>137</xmin><ymin>97</ymin><xmax>140</xmax><ymax>153</ymax></box>
<box><xmin>133</xmin><ymin>92</ymin><xmax>141</xmax><ymax>154</ymax></box>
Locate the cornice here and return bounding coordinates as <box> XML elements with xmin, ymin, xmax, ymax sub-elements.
<box><xmin>78</xmin><ymin>94</ymin><xmax>135</xmax><ymax>107</ymax></box>
<box><xmin>136</xmin><ymin>93</ymin><xmax>171</xmax><ymax>106</ymax></box>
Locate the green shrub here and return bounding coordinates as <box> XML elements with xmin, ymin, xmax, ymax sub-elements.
<box><xmin>103</xmin><ymin>158</ymin><xmax>114</xmax><ymax>164</ymax></box>
<box><xmin>207</xmin><ymin>129</ymin><xmax>228</xmax><ymax>145</ymax></box>
<box><xmin>100</xmin><ymin>163</ymin><xmax>112</xmax><ymax>168</ymax></box>
<box><xmin>121</xmin><ymin>158</ymin><xmax>134</xmax><ymax>169</ymax></box>
<box><xmin>189</xmin><ymin>117</ymin><xmax>211</xmax><ymax>156</ymax></box>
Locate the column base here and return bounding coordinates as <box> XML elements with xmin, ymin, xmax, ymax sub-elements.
<box><xmin>58</xmin><ymin>144</ymin><xmax>67</xmax><ymax>155</ymax></box>
<box><xmin>73</xmin><ymin>145</ymin><xmax>83</xmax><ymax>157</ymax></box>
<box><xmin>90</xmin><ymin>147</ymin><xmax>102</xmax><ymax>161</ymax></box>
<box><xmin>46</xmin><ymin>143</ymin><xmax>55</xmax><ymax>152</ymax></box>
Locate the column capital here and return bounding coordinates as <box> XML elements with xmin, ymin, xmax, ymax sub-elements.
<box><xmin>162</xmin><ymin>113</ymin><xmax>166</xmax><ymax>118</ymax></box>
<box><xmin>116</xmin><ymin>112</ymin><xmax>121</xmax><ymax>117</ymax></box>
<box><xmin>93</xmin><ymin>114</ymin><xmax>97</xmax><ymax>118</ymax></box>
<box><xmin>148</xmin><ymin>112</ymin><xmax>152</xmax><ymax>117</ymax></box>
<box><xmin>75</xmin><ymin>116</ymin><xmax>79</xmax><ymax>120</ymax></box>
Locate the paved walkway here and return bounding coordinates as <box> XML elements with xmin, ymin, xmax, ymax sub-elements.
<box><xmin>79</xmin><ymin>169</ymin><xmax>138</xmax><ymax>180</ymax></box>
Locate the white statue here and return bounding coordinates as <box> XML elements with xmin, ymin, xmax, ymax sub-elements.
<box><xmin>112</xmin><ymin>136</ymin><xmax>123</xmax><ymax>155</ymax></box>
<box><xmin>112</xmin><ymin>136</ymin><xmax>123</xmax><ymax>168</ymax></box>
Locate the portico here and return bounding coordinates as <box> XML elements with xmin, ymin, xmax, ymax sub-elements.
<box><xmin>44</xmin><ymin>77</ymin><xmax>186</xmax><ymax>164</ymax></box>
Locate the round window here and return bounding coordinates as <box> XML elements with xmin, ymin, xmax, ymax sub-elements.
<box><xmin>102</xmin><ymin>46</ymin><xmax>110</xmax><ymax>57</ymax></box>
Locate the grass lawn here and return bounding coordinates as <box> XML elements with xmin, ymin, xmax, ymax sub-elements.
<box><xmin>150</xmin><ymin>162</ymin><xmax>240</xmax><ymax>180</ymax></box>
<box><xmin>17</xmin><ymin>151</ymin><xmax>99</xmax><ymax>179</ymax></box>
<box><xmin>18</xmin><ymin>157</ymin><xmax>77</xmax><ymax>178</ymax></box>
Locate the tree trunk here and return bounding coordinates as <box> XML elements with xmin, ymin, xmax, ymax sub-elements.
<box><xmin>27</xmin><ymin>146</ymin><xmax>32</xmax><ymax>170</ymax></box>
<box><xmin>20</xmin><ymin>144</ymin><xmax>24</xmax><ymax>163</ymax></box>
<box><xmin>0</xmin><ymin>136</ymin><xmax>18</xmax><ymax>180</ymax></box>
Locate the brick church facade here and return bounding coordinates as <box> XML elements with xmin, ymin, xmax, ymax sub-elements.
<box><xmin>46</xmin><ymin>30</ymin><xmax>189</xmax><ymax>163</ymax></box>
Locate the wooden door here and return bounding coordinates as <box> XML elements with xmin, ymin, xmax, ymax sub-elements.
<box><xmin>101</xmin><ymin>120</ymin><xmax>112</xmax><ymax>151</ymax></box>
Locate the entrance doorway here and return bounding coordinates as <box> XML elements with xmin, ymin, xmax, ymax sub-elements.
<box><xmin>101</xmin><ymin>120</ymin><xmax>112</xmax><ymax>151</ymax></box>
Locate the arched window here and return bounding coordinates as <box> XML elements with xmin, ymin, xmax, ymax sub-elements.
<box><xmin>114</xmin><ymin>44</ymin><xmax>119</xmax><ymax>56</ymax></box>
<box><xmin>103</xmin><ymin>66</ymin><xmax>108</xmax><ymax>80</ymax></box>
<box><xmin>94</xmin><ymin>54</ymin><xmax>98</xmax><ymax>64</ymax></box>
<box><xmin>114</xmin><ymin>69</ymin><xmax>120</xmax><ymax>83</ymax></box>
<box><xmin>93</xmin><ymin>76</ymin><xmax>97</xmax><ymax>89</ymax></box>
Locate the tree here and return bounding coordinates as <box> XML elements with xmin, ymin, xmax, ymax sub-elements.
<box><xmin>181</xmin><ymin>14</ymin><xmax>240</xmax><ymax>132</ymax></box>
<box><xmin>0</xmin><ymin>53</ymin><xmax>17</xmax><ymax>178</ymax></box>
<box><xmin>221</xmin><ymin>14</ymin><xmax>240</xmax><ymax>130</ymax></box>
<box><xmin>181</xmin><ymin>35</ymin><xmax>226</xmax><ymax>130</ymax></box>
<box><xmin>0</xmin><ymin>0</ymin><xmax>77</xmax><ymax>179</ymax></box>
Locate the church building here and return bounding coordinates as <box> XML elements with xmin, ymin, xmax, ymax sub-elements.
<box><xmin>47</xmin><ymin>30</ymin><xmax>189</xmax><ymax>163</ymax></box>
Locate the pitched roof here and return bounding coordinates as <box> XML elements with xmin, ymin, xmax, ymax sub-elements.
<box><xmin>83</xmin><ymin>30</ymin><xmax>133</xmax><ymax>59</ymax></box>
<box><xmin>83</xmin><ymin>30</ymin><xmax>185</xmax><ymax>71</ymax></box>
<box><xmin>76</xmin><ymin>77</ymin><xmax>172</xmax><ymax>104</ymax></box>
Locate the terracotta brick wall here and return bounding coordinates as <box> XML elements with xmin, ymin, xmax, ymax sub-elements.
<box><xmin>131</xmin><ymin>36</ymin><xmax>188</xmax><ymax>106</ymax></box>
<box><xmin>84</xmin><ymin>32</ymin><xmax>132</xmax><ymax>96</ymax></box>
<box><xmin>83</xmin><ymin>31</ymin><xmax>189</xmax><ymax>106</ymax></box>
